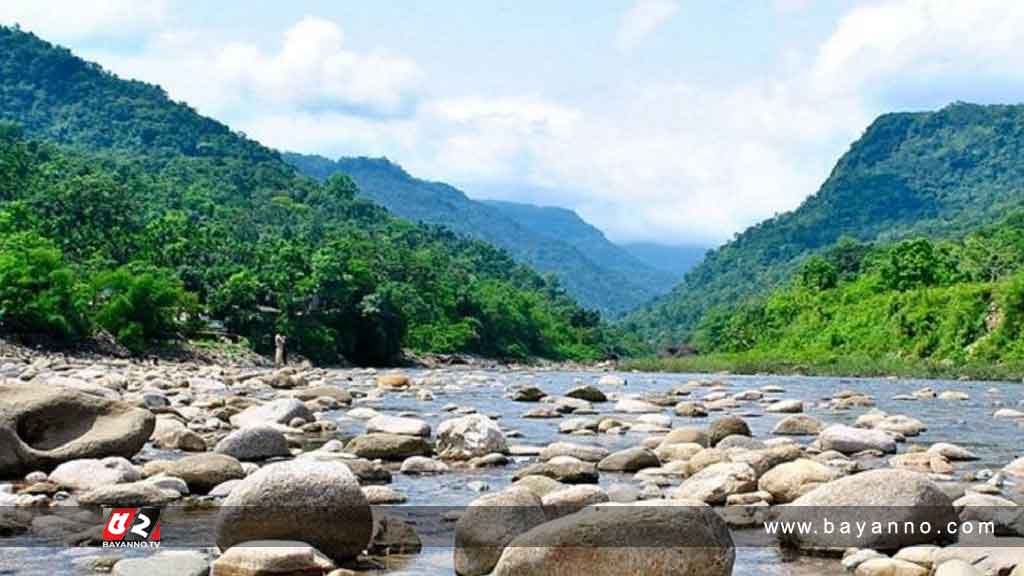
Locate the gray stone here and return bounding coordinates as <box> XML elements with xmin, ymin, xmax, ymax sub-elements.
<box><xmin>366</xmin><ymin>415</ymin><xmax>431</xmax><ymax>437</ymax></box>
<box><xmin>345</xmin><ymin>433</ymin><xmax>432</xmax><ymax>461</ymax></box>
<box><xmin>436</xmin><ymin>415</ymin><xmax>507</xmax><ymax>460</ymax></box>
<box><xmin>597</xmin><ymin>447</ymin><xmax>660</xmax><ymax>472</ymax></box>
<box><xmin>112</xmin><ymin>551</ymin><xmax>209</xmax><ymax>576</ymax></box>
<box><xmin>454</xmin><ymin>486</ymin><xmax>548</xmax><ymax>576</ymax></box>
<box><xmin>229</xmin><ymin>399</ymin><xmax>313</xmax><ymax>429</ymax></box>
<box><xmin>211</xmin><ymin>541</ymin><xmax>335</xmax><ymax>575</ymax></box>
<box><xmin>818</xmin><ymin>424</ymin><xmax>897</xmax><ymax>454</ymax></box>
<box><xmin>48</xmin><ymin>457</ymin><xmax>139</xmax><ymax>491</ymax></box>
<box><xmin>143</xmin><ymin>454</ymin><xmax>245</xmax><ymax>494</ymax></box>
<box><xmin>214</xmin><ymin>426</ymin><xmax>291</xmax><ymax>461</ymax></box>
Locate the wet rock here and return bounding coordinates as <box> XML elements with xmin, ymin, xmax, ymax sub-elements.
<box><xmin>765</xmin><ymin>400</ymin><xmax>803</xmax><ymax>414</ymax></box>
<box><xmin>559</xmin><ymin>417</ymin><xmax>599</xmax><ymax>433</ymax></box>
<box><xmin>0</xmin><ymin>382</ymin><xmax>155</xmax><ymax>476</ymax></box>
<box><xmin>143</xmin><ymin>453</ymin><xmax>245</xmax><ymax>494</ymax></box>
<box><xmin>707</xmin><ymin>416</ymin><xmax>751</xmax><ymax>446</ymax></box>
<box><xmin>597</xmin><ymin>447</ymin><xmax>660</xmax><ymax>472</ymax></box>
<box><xmin>400</xmin><ymin>456</ymin><xmax>449</xmax><ymax>475</ymax></box>
<box><xmin>660</xmin><ymin>427</ymin><xmax>710</xmax><ymax>448</ymax></box>
<box><xmin>614</xmin><ymin>397</ymin><xmax>662</xmax><ymax>414</ymax></box>
<box><xmin>776</xmin><ymin>469</ymin><xmax>956</xmax><ymax>552</ymax></box>
<box><xmin>217</xmin><ymin>460</ymin><xmax>372</xmax><ymax>561</ymax></box>
<box><xmin>933</xmin><ymin>559</ymin><xmax>984</xmax><ymax>576</ymax></box>
<box><xmin>290</xmin><ymin>386</ymin><xmax>352</xmax><ymax>405</ymax></box>
<box><xmin>230</xmin><ymin>398</ymin><xmax>313</xmax><ymax>429</ymax></box>
<box><xmin>513</xmin><ymin>457</ymin><xmax>599</xmax><ymax>484</ymax></box>
<box><xmin>513</xmin><ymin>475</ymin><xmax>567</xmax><ymax>498</ymax></box>
<box><xmin>716</xmin><ymin>435</ymin><xmax>765</xmax><ymax>450</ymax></box>
<box><xmin>345</xmin><ymin>433</ymin><xmax>432</xmax><ymax>461</ymax></box>
<box><xmin>539</xmin><ymin>442</ymin><xmax>609</xmax><ymax>463</ymax></box>
<box><xmin>890</xmin><ymin>452</ymin><xmax>954</xmax><ymax>475</ymax></box>
<box><xmin>369</xmin><ymin>515</ymin><xmax>422</xmax><ymax>556</ymax></box>
<box><xmin>597</xmin><ymin>375</ymin><xmax>626</xmax><ymax>387</ymax></box>
<box><xmin>377</xmin><ymin>373</ymin><xmax>411</xmax><ymax>390</ymax></box>
<box><xmin>469</xmin><ymin>453</ymin><xmax>510</xmax><ymax>468</ymax></box>
<box><xmin>654</xmin><ymin>442</ymin><xmax>703</xmax><ymax>463</ymax></box>
<box><xmin>214</xmin><ymin>426</ymin><xmax>291</xmax><ymax>461</ymax></box>
<box><xmin>819</xmin><ymin>424</ymin><xmax>897</xmax><ymax>455</ymax></box>
<box><xmin>491</xmin><ymin>501</ymin><xmax>735</xmax><ymax>576</ymax></box>
<box><xmin>673</xmin><ymin>402</ymin><xmax>708</xmax><ymax>418</ymax></box>
<box><xmin>112</xmin><ymin>551</ymin><xmax>209</xmax><ymax>576</ymax></box>
<box><xmin>48</xmin><ymin>457</ymin><xmax>139</xmax><ymax>491</ymax></box>
<box><xmin>366</xmin><ymin>415</ymin><xmax>431</xmax><ymax>437</ymax></box>
<box><xmin>436</xmin><ymin>415</ymin><xmax>508</xmax><ymax>460</ymax></box>
<box><xmin>362</xmin><ymin>485</ymin><xmax>407</xmax><ymax>504</ymax></box>
<box><xmin>512</xmin><ymin>386</ymin><xmax>546</xmax><ymax>402</ymax></box>
<box><xmin>1003</xmin><ymin>456</ymin><xmax>1024</xmax><ymax>478</ymax></box>
<box><xmin>672</xmin><ymin>462</ymin><xmax>757</xmax><ymax>504</ymax></box>
<box><xmin>565</xmin><ymin>385</ymin><xmax>607</xmax><ymax>403</ymax></box>
<box><xmin>212</xmin><ymin>541</ymin><xmax>336</xmax><ymax>575</ymax></box>
<box><xmin>757</xmin><ymin>459</ymin><xmax>840</xmax><ymax>503</ymax></box>
<box><xmin>953</xmin><ymin>493</ymin><xmax>1024</xmax><ymax>536</ymax></box>
<box><xmin>928</xmin><ymin>443</ymin><xmax>979</xmax><ymax>462</ymax></box>
<box><xmin>454</xmin><ymin>486</ymin><xmax>548</xmax><ymax>576</ymax></box>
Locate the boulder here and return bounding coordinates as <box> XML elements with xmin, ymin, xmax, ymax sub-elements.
<box><xmin>597</xmin><ymin>447</ymin><xmax>660</xmax><ymax>472</ymax></box>
<box><xmin>290</xmin><ymin>386</ymin><xmax>352</xmax><ymax>404</ymax></box>
<box><xmin>765</xmin><ymin>400</ymin><xmax>803</xmax><ymax>414</ymax></box>
<box><xmin>368</xmin><ymin>514</ymin><xmax>422</xmax><ymax>556</ymax></box>
<box><xmin>565</xmin><ymin>385</ymin><xmax>607</xmax><ymax>403</ymax></box>
<box><xmin>513</xmin><ymin>475</ymin><xmax>567</xmax><ymax>498</ymax></box>
<box><xmin>491</xmin><ymin>501</ymin><xmax>735</xmax><ymax>576</ymax></box>
<box><xmin>672</xmin><ymin>462</ymin><xmax>757</xmax><ymax>504</ymax></box>
<box><xmin>366</xmin><ymin>415</ymin><xmax>431</xmax><ymax>437</ymax></box>
<box><xmin>539</xmin><ymin>442</ymin><xmax>609</xmax><ymax>463</ymax></box>
<box><xmin>79</xmin><ymin>480</ymin><xmax>181</xmax><ymax>507</ymax></box>
<box><xmin>854</xmin><ymin>558</ymin><xmax>928</xmax><ymax>576</ymax></box>
<box><xmin>707</xmin><ymin>416</ymin><xmax>751</xmax><ymax>446</ymax></box>
<box><xmin>454</xmin><ymin>486</ymin><xmax>548</xmax><ymax>576</ymax></box>
<box><xmin>757</xmin><ymin>459</ymin><xmax>840</xmax><ymax>503</ymax></box>
<box><xmin>1003</xmin><ymin>456</ymin><xmax>1024</xmax><ymax>478</ymax></box>
<box><xmin>513</xmin><ymin>457</ymin><xmax>599</xmax><ymax>484</ymax></box>
<box><xmin>230</xmin><ymin>398</ymin><xmax>313</xmax><ymax>429</ymax></box>
<box><xmin>933</xmin><ymin>559</ymin><xmax>984</xmax><ymax>576</ymax></box>
<box><xmin>775</xmin><ymin>469</ymin><xmax>956</xmax><ymax>552</ymax></box>
<box><xmin>772</xmin><ymin>414</ymin><xmax>824</xmax><ymax>436</ymax></box>
<box><xmin>144</xmin><ymin>453</ymin><xmax>245</xmax><ymax>494</ymax></box>
<box><xmin>436</xmin><ymin>415</ymin><xmax>508</xmax><ymax>460</ymax></box>
<box><xmin>0</xmin><ymin>382</ymin><xmax>154</xmax><ymax>477</ymax></box>
<box><xmin>660</xmin><ymin>427</ymin><xmax>710</xmax><ymax>448</ymax></box>
<box><xmin>928</xmin><ymin>443</ymin><xmax>979</xmax><ymax>462</ymax></box>
<box><xmin>818</xmin><ymin>424</ymin><xmax>897</xmax><ymax>454</ymax></box>
<box><xmin>362</xmin><ymin>485</ymin><xmax>407</xmax><ymax>504</ymax></box>
<box><xmin>597</xmin><ymin>375</ymin><xmax>626</xmax><ymax>386</ymax></box>
<box><xmin>890</xmin><ymin>452</ymin><xmax>954</xmax><ymax>475</ymax></box>
<box><xmin>614</xmin><ymin>398</ymin><xmax>662</xmax><ymax>414</ymax></box>
<box><xmin>214</xmin><ymin>426</ymin><xmax>291</xmax><ymax>461</ymax></box>
<box><xmin>345</xmin><ymin>433</ymin><xmax>432</xmax><ymax>461</ymax></box>
<box><xmin>541</xmin><ymin>485</ymin><xmax>610</xmax><ymax>519</ymax></box>
<box><xmin>511</xmin><ymin>386</ymin><xmax>546</xmax><ymax>402</ymax></box>
<box><xmin>211</xmin><ymin>541</ymin><xmax>335</xmax><ymax>575</ymax></box>
<box><xmin>216</xmin><ymin>460</ymin><xmax>373</xmax><ymax>561</ymax></box>
<box><xmin>399</xmin><ymin>456</ymin><xmax>449</xmax><ymax>475</ymax></box>
<box><xmin>48</xmin><ymin>457</ymin><xmax>140</xmax><ymax>491</ymax></box>
<box><xmin>674</xmin><ymin>402</ymin><xmax>708</xmax><ymax>418</ymax></box>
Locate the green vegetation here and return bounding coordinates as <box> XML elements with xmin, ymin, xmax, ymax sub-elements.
<box><xmin>284</xmin><ymin>153</ymin><xmax>677</xmax><ymax>316</ymax></box>
<box><xmin>0</xmin><ymin>26</ymin><xmax>619</xmax><ymax>364</ymax></box>
<box><xmin>629</xmin><ymin>213</ymin><xmax>1024</xmax><ymax>379</ymax></box>
<box><xmin>626</xmin><ymin>103</ymin><xmax>1024</xmax><ymax>346</ymax></box>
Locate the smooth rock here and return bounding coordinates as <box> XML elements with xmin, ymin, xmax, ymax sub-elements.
<box><xmin>214</xmin><ymin>426</ymin><xmax>291</xmax><ymax>461</ymax></box>
<box><xmin>436</xmin><ymin>415</ymin><xmax>508</xmax><ymax>460</ymax></box>
<box><xmin>454</xmin><ymin>486</ymin><xmax>548</xmax><ymax>576</ymax></box>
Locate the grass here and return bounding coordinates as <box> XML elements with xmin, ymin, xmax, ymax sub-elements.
<box><xmin>622</xmin><ymin>352</ymin><xmax>1024</xmax><ymax>382</ymax></box>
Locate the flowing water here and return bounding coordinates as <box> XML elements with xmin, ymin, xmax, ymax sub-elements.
<box><xmin>2</xmin><ymin>369</ymin><xmax>1022</xmax><ymax>575</ymax></box>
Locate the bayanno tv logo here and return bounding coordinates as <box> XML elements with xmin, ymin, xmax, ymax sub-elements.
<box><xmin>102</xmin><ymin>508</ymin><xmax>161</xmax><ymax>549</ymax></box>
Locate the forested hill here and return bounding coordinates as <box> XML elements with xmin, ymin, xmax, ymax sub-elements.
<box><xmin>0</xmin><ymin>26</ymin><xmax>618</xmax><ymax>364</ymax></box>
<box><xmin>283</xmin><ymin>153</ymin><xmax>676</xmax><ymax>316</ymax></box>
<box><xmin>625</xmin><ymin>102</ymin><xmax>1024</xmax><ymax>345</ymax></box>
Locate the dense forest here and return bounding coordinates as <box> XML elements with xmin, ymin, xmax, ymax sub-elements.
<box><xmin>626</xmin><ymin>103</ymin><xmax>1024</xmax><ymax>346</ymax></box>
<box><xmin>0</xmin><ymin>26</ymin><xmax>619</xmax><ymax>364</ymax></box>
<box><xmin>284</xmin><ymin>153</ymin><xmax>677</xmax><ymax>316</ymax></box>
<box><xmin>678</xmin><ymin>212</ymin><xmax>1024</xmax><ymax>375</ymax></box>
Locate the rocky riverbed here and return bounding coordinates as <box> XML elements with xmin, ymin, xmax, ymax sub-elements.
<box><xmin>1</xmin><ymin>355</ymin><xmax>1024</xmax><ymax>575</ymax></box>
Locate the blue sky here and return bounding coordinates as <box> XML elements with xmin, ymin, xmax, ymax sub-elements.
<box><xmin>3</xmin><ymin>1</ymin><xmax>1023</xmax><ymax>246</ymax></box>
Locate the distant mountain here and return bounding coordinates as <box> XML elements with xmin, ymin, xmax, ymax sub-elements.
<box><xmin>619</xmin><ymin>242</ymin><xmax>709</xmax><ymax>280</ymax></box>
<box><xmin>625</xmin><ymin>102</ymin><xmax>1024</xmax><ymax>345</ymax></box>
<box><xmin>284</xmin><ymin>153</ymin><xmax>677</xmax><ymax>316</ymax></box>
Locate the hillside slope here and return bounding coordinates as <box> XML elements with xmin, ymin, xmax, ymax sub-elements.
<box><xmin>284</xmin><ymin>153</ymin><xmax>676</xmax><ymax>316</ymax></box>
<box><xmin>626</xmin><ymin>102</ymin><xmax>1024</xmax><ymax>344</ymax></box>
<box><xmin>0</xmin><ymin>26</ymin><xmax>614</xmax><ymax>364</ymax></box>
<box><xmin>617</xmin><ymin>242</ymin><xmax>708</xmax><ymax>280</ymax></box>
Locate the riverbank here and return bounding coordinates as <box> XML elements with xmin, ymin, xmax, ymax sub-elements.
<box><xmin>622</xmin><ymin>352</ymin><xmax>1024</xmax><ymax>382</ymax></box>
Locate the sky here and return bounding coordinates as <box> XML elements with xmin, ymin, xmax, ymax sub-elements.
<box><xmin>3</xmin><ymin>1</ymin><xmax>1024</xmax><ymax>246</ymax></box>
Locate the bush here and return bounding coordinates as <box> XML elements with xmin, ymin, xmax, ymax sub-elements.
<box><xmin>92</xmin><ymin>263</ymin><xmax>197</xmax><ymax>353</ymax></box>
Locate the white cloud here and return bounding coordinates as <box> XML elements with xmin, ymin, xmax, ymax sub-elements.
<box><xmin>0</xmin><ymin>0</ymin><xmax>171</xmax><ymax>40</ymax></box>
<box><xmin>616</xmin><ymin>0</ymin><xmax>679</xmax><ymax>52</ymax></box>
<box><xmin>91</xmin><ymin>17</ymin><xmax>421</xmax><ymax>119</ymax></box>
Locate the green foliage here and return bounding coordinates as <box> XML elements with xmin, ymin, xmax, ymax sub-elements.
<box><xmin>0</xmin><ymin>26</ymin><xmax>615</xmax><ymax>363</ymax></box>
<box><xmin>284</xmin><ymin>153</ymin><xmax>678</xmax><ymax>317</ymax></box>
<box><xmin>687</xmin><ymin>213</ymin><xmax>1024</xmax><ymax>373</ymax></box>
<box><xmin>627</xmin><ymin>102</ymin><xmax>1024</xmax><ymax>345</ymax></box>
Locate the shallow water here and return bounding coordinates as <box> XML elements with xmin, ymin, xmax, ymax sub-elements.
<box><xmin>2</xmin><ymin>369</ymin><xmax>1022</xmax><ymax>574</ymax></box>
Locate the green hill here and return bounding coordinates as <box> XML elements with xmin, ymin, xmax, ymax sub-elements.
<box><xmin>283</xmin><ymin>153</ymin><xmax>676</xmax><ymax>316</ymax></box>
<box><xmin>625</xmin><ymin>102</ymin><xmax>1024</xmax><ymax>345</ymax></box>
<box><xmin>0</xmin><ymin>26</ymin><xmax>616</xmax><ymax>364</ymax></box>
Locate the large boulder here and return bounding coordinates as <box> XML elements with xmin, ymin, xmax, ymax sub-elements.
<box><xmin>539</xmin><ymin>442</ymin><xmax>609</xmax><ymax>463</ymax></box>
<box><xmin>112</xmin><ymin>551</ymin><xmax>210</xmax><ymax>576</ymax></box>
<box><xmin>345</xmin><ymin>433</ymin><xmax>432</xmax><ymax>461</ymax></box>
<box><xmin>143</xmin><ymin>453</ymin><xmax>245</xmax><ymax>494</ymax></box>
<box><xmin>597</xmin><ymin>447</ymin><xmax>660</xmax><ymax>472</ymax></box>
<box><xmin>776</xmin><ymin>469</ymin><xmax>956</xmax><ymax>552</ymax></box>
<box><xmin>671</xmin><ymin>462</ymin><xmax>757</xmax><ymax>504</ymax></box>
<box><xmin>772</xmin><ymin>414</ymin><xmax>824</xmax><ymax>436</ymax></box>
<box><xmin>211</xmin><ymin>541</ymin><xmax>336</xmax><ymax>576</ymax></box>
<box><xmin>454</xmin><ymin>486</ymin><xmax>548</xmax><ymax>576</ymax></box>
<box><xmin>707</xmin><ymin>416</ymin><xmax>751</xmax><ymax>446</ymax></box>
<box><xmin>48</xmin><ymin>457</ymin><xmax>140</xmax><ymax>491</ymax></box>
<box><xmin>79</xmin><ymin>480</ymin><xmax>181</xmax><ymax>507</ymax></box>
<box><xmin>216</xmin><ymin>460</ymin><xmax>372</xmax><ymax>562</ymax></box>
<box><xmin>818</xmin><ymin>424</ymin><xmax>897</xmax><ymax>454</ymax></box>
<box><xmin>757</xmin><ymin>459</ymin><xmax>840</xmax><ymax>503</ymax></box>
<box><xmin>491</xmin><ymin>501</ymin><xmax>735</xmax><ymax>576</ymax></box>
<box><xmin>214</xmin><ymin>426</ymin><xmax>291</xmax><ymax>461</ymax></box>
<box><xmin>0</xmin><ymin>382</ymin><xmax>155</xmax><ymax>477</ymax></box>
<box><xmin>229</xmin><ymin>398</ymin><xmax>313</xmax><ymax>429</ymax></box>
<box><xmin>436</xmin><ymin>415</ymin><xmax>508</xmax><ymax>460</ymax></box>
<box><xmin>513</xmin><ymin>457</ymin><xmax>599</xmax><ymax>484</ymax></box>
